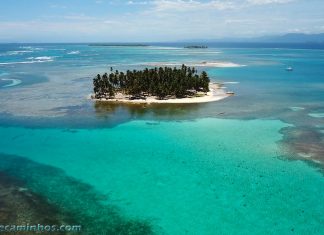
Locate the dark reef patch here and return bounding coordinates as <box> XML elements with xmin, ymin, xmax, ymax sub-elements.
<box><xmin>0</xmin><ymin>153</ymin><xmax>157</xmax><ymax>235</ymax></box>
<box><xmin>0</xmin><ymin>171</ymin><xmax>72</xmax><ymax>235</ymax></box>
<box><xmin>279</xmin><ymin>126</ymin><xmax>324</xmax><ymax>173</ymax></box>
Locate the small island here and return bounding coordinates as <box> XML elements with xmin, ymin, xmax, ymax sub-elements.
<box><xmin>184</xmin><ymin>45</ymin><xmax>208</xmax><ymax>49</ymax></box>
<box><xmin>88</xmin><ymin>43</ymin><xmax>149</xmax><ymax>47</ymax></box>
<box><xmin>92</xmin><ymin>65</ymin><xmax>230</xmax><ymax>104</ymax></box>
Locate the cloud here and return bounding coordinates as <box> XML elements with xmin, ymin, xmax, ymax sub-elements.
<box><xmin>63</xmin><ymin>14</ymin><xmax>96</xmax><ymax>21</ymax></box>
<box><xmin>127</xmin><ymin>1</ymin><xmax>150</xmax><ymax>5</ymax></box>
<box><xmin>0</xmin><ymin>0</ymin><xmax>321</xmax><ymax>42</ymax></box>
<box><xmin>246</xmin><ymin>0</ymin><xmax>295</xmax><ymax>5</ymax></box>
<box><xmin>146</xmin><ymin>0</ymin><xmax>295</xmax><ymax>13</ymax></box>
<box><xmin>50</xmin><ymin>4</ymin><xmax>67</xmax><ymax>9</ymax></box>
<box><xmin>151</xmin><ymin>0</ymin><xmax>237</xmax><ymax>12</ymax></box>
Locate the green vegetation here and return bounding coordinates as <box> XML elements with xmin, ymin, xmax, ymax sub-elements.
<box><xmin>184</xmin><ymin>45</ymin><xmax>208</xmax><ymax>49</ymax></box>
<box><xmin>93</xmin><ymin>65</ymin><xmax>210</xmax><ymax>100</ymax></box>
<box><xmin>88</xmin><ymin>43</ymin><xmax>149</xmax><ymax>47</ymax></box>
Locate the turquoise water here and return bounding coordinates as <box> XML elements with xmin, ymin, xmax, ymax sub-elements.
<box><xmin>1</xmin><ymin>119</ymin><xmax>324</xmax><ymax>234</ymax></box>
<box><xmin>0</xmin><ymin>43</ymin><xmax>324</xmax><ymax>234</ymax></box>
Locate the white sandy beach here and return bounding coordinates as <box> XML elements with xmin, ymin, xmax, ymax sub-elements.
<box><xmin>91</xmin><ymin>83</ymin><xmax>232</xmax><ymax>104</ymax></box>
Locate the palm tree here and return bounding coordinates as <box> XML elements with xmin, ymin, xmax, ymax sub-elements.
<box><xmin>93</xmin><ymin>65</ymin><xmax>210</xmax><ymax>100</ymax></box>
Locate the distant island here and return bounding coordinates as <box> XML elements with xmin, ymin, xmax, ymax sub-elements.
<box><xmin>184</xmin><ymin>45</ymin><xmax>208</xmax><ymax>49</ymax></box>
<box><xmin>89</xmin><ymin>43</ymin><xmax>149</xmax><ymax>47</ymax></box>
<box><xmin>91</xmin><ymin>65</ymin><xmax>230</xmax><ymax>104</ymax></box>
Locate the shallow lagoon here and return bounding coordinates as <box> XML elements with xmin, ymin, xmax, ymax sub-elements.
<box><xmin>1</xmin><ymin>118</ymin><xmax>324</xmax><ymax>234</ymax></box>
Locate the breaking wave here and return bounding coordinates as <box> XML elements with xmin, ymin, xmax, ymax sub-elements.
<box><xmin>1</xmin><ymin>78</ymin><xmax>22</xmax><ymax>87</ymax></box>
<box><xmin>0</xmin><ymin>56</ymin><xmax>55</xmax><ymax>65</ymax></box>
<box><xmin>67</xmin><ymin>51</ymin><xmax>80</xmax><ymax>55</ymax></box>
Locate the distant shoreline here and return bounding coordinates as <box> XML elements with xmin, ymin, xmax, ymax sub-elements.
<box><xmin>88</xmin><ymin>43</ymin><xmax>150</xmax><ymax>47</ymax></box>
<box><xmin>91</xmin><ymin>83</ymin><xmax>232</xmax><ymax>104</ymax></box>
<box><xmin>184</xmin><ymin>45</ymin><xmax>208</xmax><ymax>49</ymax></box>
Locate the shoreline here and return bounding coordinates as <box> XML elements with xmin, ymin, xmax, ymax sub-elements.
<box><xmin>91</xmin><ymin>83</ymin><xmax>232</xmax><ymax>104</ymax></box>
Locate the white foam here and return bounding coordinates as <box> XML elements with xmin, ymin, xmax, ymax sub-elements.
<box><xmin>19</xmin><ymin>46</ymin><xmax>43</xmax><ymax>50</ymax></box>
<box><xmin>19</xmin><ymin>46</ymin><xmax>33</xmax><ymax>49</ymax></box>
<box><xmin>308</xmin><ymin>113</ymin><xmax>324</xmax><ymax>118</ymax></box>
<box><xmin>0</xmin><ymin>57</ymin><xmax>54</xmax><ymax>65</ymax></box>
<box><xmin>223</xmin><ymin>82</ymin><xmax>240</xmax><ymax>84</ymax></box>
<box><xmin>0</xmin><ymin>61</ymin><xmax>40</xmax><ymax>65</ymax></box>
<box><xmin>67</xmin><ymin>51</ymin><xmax>80</xmax><ymax>55</ymax></box>
<box><xmin>33</xmin><ymin>56</ymin><xmax>54</xmax><ymax>60</ymax></box>
<box><xmin>6</xmin><ymin>50</ymin><xmax>33</xmax><ymax>55</ymax></box>
<box><xmin>1</xmin><ymin>78</ymin><xmax>22</xmax><ymax>87</ymax></box>
<box><xmin>289</xmin><ymin>107</ymin><xmax>305</xmax><ymax>111</ymax></box>
<box><xmin>298</xmin><ymin>153</ymin><xmax>312</xmax><ymax>158</ymax></box>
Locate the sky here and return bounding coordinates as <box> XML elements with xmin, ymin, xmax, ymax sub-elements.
<box><xmin>0</xmin><ymin>0</ymin><xmax>323</xmax><ymax>42</ymax></box>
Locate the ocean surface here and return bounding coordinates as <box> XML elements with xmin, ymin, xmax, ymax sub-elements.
<box><xmin>0</xmin><ymin>43</ymin><xmax>323</xmax><ymax>234</ymax></box>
